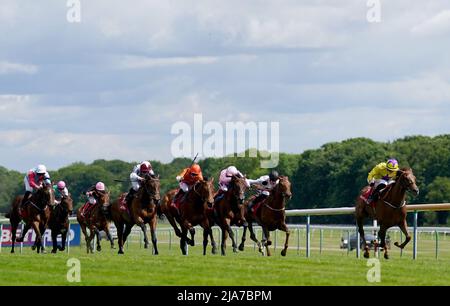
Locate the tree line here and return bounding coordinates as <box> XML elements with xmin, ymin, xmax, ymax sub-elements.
<box><xmin>1</xmin><ymin>135</ymin><xmax>449</xmax><ymax>225</ymax></box>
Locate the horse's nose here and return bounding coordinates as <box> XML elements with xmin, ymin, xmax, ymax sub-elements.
<box><xmin>414</xmin><ymin>188</ymin><xmax>420</xmax><ymax>196</ymax></box>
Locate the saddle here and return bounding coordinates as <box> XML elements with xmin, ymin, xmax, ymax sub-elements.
<box><xmin>81</xmin><ymin>202</ymin><xmax>96</xmax><ymax>218</ymax></box>
<box><xmin>248</xmin><ymin>195</ymin><xmax>267</xmax><ymax>218</ymax></box>
<box><xmin>119</xmin><ymin>194</ymin><xmax>131</xmax><ymax>215</ymax></box>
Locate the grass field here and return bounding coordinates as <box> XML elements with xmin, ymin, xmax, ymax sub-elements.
<box><xmin>1</xmin><ymin>225</ymin><xmax>450</xmax><ymax>286</ymax></box>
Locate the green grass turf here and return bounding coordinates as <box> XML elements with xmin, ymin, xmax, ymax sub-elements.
<box><xmin>1</xmin><ymin>234</ymin><xmax>450</xmax><ymax>286</ymax></box>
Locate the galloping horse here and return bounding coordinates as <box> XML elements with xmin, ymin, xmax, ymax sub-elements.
<box><xmin>77</xmin><ymin>191</ymin><xmax>115</xmax><ymax>253</ymax></box>
<box><xmin>239</xmin><ymin>176</ymin><xmax>292</xmax><ymax>256</ymax></box>
<box><xmin>7</xmin><ymin>183</ymin><xmax>55</xmax><ymax>254</ymax></box>
<box><xmin>111</xmin><ymin>174</ymin><xmax>161</xmax><ymax>255</ymax></box>
<box><xmin>212</xmin><ymin>175</ymin><xmax>248</xmax><ymax>255</ymax></box>
<box><xmin>48</xmin><ymin>194</ymin><xmax>74</xmax><ymax>253</ymax></box>
<box><xmin>355</xmin><ymin>168</ymin><xmax>419</xmax><ymax>259</ymax></box>
<box><xmin>161</xmin><ymin>178</ymin><xmax>216</xmax><ymax>255</ymax></box>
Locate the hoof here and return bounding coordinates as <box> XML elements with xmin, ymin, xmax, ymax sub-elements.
<box><xmin>233</xmin><ymin>248</ymin><xmax>238</xmax><ymax>253</ymax></box>
<box><xmin>97</xmin><ymin>246</ymin><xmax>102</xmax><ymax>252</ymax></box>
<box><xmin>364</xmin><ymin>252</ymin><xmax>370</xmax><ymax>259</ymax></box>
<box><xmin>188</xmin><ymin>240</ymin><xmax>195</xmax><ymax>247</ymax></box>
<box><xmin>110</xmin><ymin>245</ymin><xmax>116</xmax><ymax>249</ymax></box>
<box><xmin>281</xmin><ymin>249</ymin><xmax>287</xmax><ymax>257</ymax></box>
<box><xmin>238</xmin><ymin>244</ymin><xmax>245</xmax><ymax>252</ymax></box>
<box><xmin>10</xmin><ymin>250</ymin><xmax>15</xmax><ymax>254</ymax></box>
<box><xmin>118</xmin><ymin>249</ymin><xmax>124</xmax><ymax>255</ymax></box>
<box><xmin>51</xmin><ymin>249</ymin><xmax>57</xmax><ymax>254</ymax></box>
<box><xmin>394</xmin><ymin>242</ymin><xmax>402</xmax><ymax>249</ymax></box>
<box><xmin>212</xmin><ymin>247</ymin><xmax>218</xmax><ymax>255</ymax></box>
<box><xmin>384</xmin><ymin>253</ymin><xmax>390</xmax><ymax>260</ymax></box>
<box><xmin>31</xmin><ymin>245</ymin><xmax>36</xmax><ymax>251</ymax></box>
<box><xmin>144</xmin><ymin>244</ymin><xmax>149</xmax><ymax>249</ymax></box>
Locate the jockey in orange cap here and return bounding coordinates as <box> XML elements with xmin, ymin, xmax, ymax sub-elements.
<box><xmin>172</xmin><ymin>163</ymin><xmax>204</xmax><ymax>206</ymax></box>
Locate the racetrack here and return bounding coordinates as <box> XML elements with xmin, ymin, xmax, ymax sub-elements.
<box><xmin>1</xmin><ymin>226</ymin><xmax>449</xmax><ymax>286</ymax></box>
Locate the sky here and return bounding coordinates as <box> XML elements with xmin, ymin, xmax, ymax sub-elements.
<box><xmin>1</xmin><ymin>0</ymin><xmax>450</xmax><ymax>172</ymax></box>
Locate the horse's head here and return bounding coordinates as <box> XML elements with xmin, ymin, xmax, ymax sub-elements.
<box><xmin>194</xmin><ymin>177</ymin><xmax>215</xmax><ymax>207</ymax></box>
<box><xmin>36</xmin><ymin>182</ymin><xmax>55</xmax><ymax>209</ymax></box>
<box><xmin>277</xmin><ymin>176</ymin><xmax>293</xmax><ymax>201</ymax></box>
<box><xmin>230</xmin><ymin>175</ymin><xmax>247</xmax><ymax>204</ymax></box>
<box><xmin>95</xmin><ymin>191</ymin><xmax>111</xmax><ymax>215</ymax></box>
<box><xmin>61</xmin><ymin>195</ymin><xmax>74</xmax><ymax>216</ymax></box>
<box><xmin>397</xmin><ymin>168</ymin><xmax>420</xmax><ymax>196</ymax></box>
<box><xmin>143</xmin><ymin>173</ymin><xmax>161</xmax><ymax>206</ymax></box>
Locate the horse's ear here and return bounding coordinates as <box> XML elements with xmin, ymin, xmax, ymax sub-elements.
<box><xmin>210</xmin><ymin>177</ymin><xmax>215</xmax><ymax>183</ymax></box>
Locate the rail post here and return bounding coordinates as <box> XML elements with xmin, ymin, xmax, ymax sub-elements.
<box><xmin>306</xmin><ymin>215</ymin><xmax>311</xmax><ymax>258</ymax></box>
<box><xmin>320</xmin><ymin>228</ymin><xmax>323</xmax><ymax>255</ymax></box>
<box><xmin>413</xmin><ymin>211</ymin><xmax>418</xmax><ymax>260</ymax></box>
<box><xmin>435</xmin><ymin>230</ymin><xmax>439</xmax><ymax>260</ymax></box>
<box><xmin>356</xmin><ymin>223</ymin><xmax>360</xmax><ymax>258</ymax></box>
<box><xmin>0</xmin><ymin>223</ymin><xmax>3</xmax><ymax>253</ymax></box>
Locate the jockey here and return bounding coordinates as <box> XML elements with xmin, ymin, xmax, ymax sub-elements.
<box><xmin>125</xmin><ymin>161</ymin><xmax>155</xmax><ymax>206</ymax></box>
<box><xmin>218</xmin><ymin>166</ymin><xmax>248</xmax><ymax>193</ymax></box>
<box><xmin>81</xmin><ymin>182</ymin><xmax>106</xmax><ymax>217</ymax></box>
<box><xmin>367</xmin><ymin>159</ymin><xmax>400</xmax><ymax>204</ymax></box>
<box><xmin>246</xmin><ymin>170</ymin><xmax>280</xmax><ymax>214</ymax></box>
<box><xmin>21</xmin><ymin>164</ymin><xmax>51</xmax><ymax>210</ymax></box>
<box><xmin>172</xmin><ymin>163</ymin><xmax>204</xmax><ymax>206</ymax></box>
<box><xmin>53</xmin><ymin>181</ymin><xmax>69</xmax><ymax>205</ymax></box>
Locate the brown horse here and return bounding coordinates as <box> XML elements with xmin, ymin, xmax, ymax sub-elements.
<box><xmin>212</xmin><ymin>175</ymin><xmax>248</xmax><ymax>255</ymax></box>
<box><xmin>161</xmin><ymin>178</ymin><xmax>216</xmax><ymax>255</ymax></box>
<box><xmin>111</xmin><ymin>174</ymin><xmax>161</xmax><ymax>255</ymax></box>
<box><xmin>239</xmin><ymin>176</ymin><xmax>292</xmax><ymax>256</ymax></box>
<box><xmin>7</xmin><ymin>183</ymin><xmax>55</xmax><ymax>254</ymax></box>
<box><xmin>48</xmin><ymin>194</ymin><xmax>74</xmax><ymax>253</ymax></box>
<box><xmin>77</xmin><ymin>191</ymin><xmax>115</xmax><ymax>253</ymax></box>
<box><xmin>355</xmin><ymin>168</ymin><xmax>419</xmax><ymax>259</ymax></box>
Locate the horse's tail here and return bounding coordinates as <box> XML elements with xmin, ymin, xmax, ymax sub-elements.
<box><xmin>5</xmin><ymin>212</ymin><xmax>11</xmax><ymax>219</ymax></box>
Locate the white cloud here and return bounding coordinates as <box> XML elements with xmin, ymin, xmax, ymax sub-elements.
<box><xmin>411</xmin><ymin>10</ymin><xmax>450</xmax><ymax>36</ymax></box>
<box><xmin>116</xmin><ymin>55</ymin><xmax>219</xmax><ymax>69</ymax></box>
<box><xmin>0</xmin><ymin>61</ymin><xmax>38</xmax><ymax>75</ymax></box>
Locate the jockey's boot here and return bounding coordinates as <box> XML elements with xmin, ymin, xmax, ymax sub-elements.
<box><xmin>19</xmin><ymin>191</ymin><xmax>31</xmax><ymax>216</ymax></box>
<box><xmin>125</xmin><ymin>188</ymin><xmax>136</xmax><ymax>207</ymax></box>
<box><xmin>172</xmin><ymin>189</ymin><xmax>183</xmax><ymax>206</ymax></box>
<box><xmin>367</xmin><ymin>184</ymin><xmax>384</xmax><ymax>205</ymax></box>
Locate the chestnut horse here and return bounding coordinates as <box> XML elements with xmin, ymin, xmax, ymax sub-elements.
<box><xmin>239</xmin><ymin>176</ymin><xmax>292</xmax><ymax>256</ymax></box>
<box><xmin>355</xmin><ymin>168</ymin><xmax>419</xmax><ymax>259</ymax></box>
<box><xmin>7</xmin><ymin>183</ymin><xmax>55</xmax><ymax>254</ymax></box>
<box><xmin>212</xmin><ymin>175</ymin><xmax>248</xmax><ymax>255</ymax></box>
<box><xmin>111</xmin><ymin>174</ymin><xmax>161</xmax><ymax>255</ymax></box>
<box><xmin>48</xmin><ymin>194</ymin><xmax>74</xmax><ymax>253</ymax></box>
<box><xmin>77</xmin><ymin>191</ymin><xmax>115</xmax><ymax>253</ymax></box>
<box><xmin>161</xmin><ymin>178</ymin><xmax>216</xmax><ymax>255</ymax></box>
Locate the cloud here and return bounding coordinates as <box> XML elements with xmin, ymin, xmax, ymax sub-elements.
<box><xmin>116</xmin><ymin>55</ymin><xmax>219</xmax><ymax>69</ymax></box>
<box><xmin>411</xmin><ymin>10</ymin><xmax>450</xmax><ymax>36</ymax></box>
<box><xmin>0</xmin><ymin>61</ymin><xmax>38</xmax><ymax>75</ymax></box>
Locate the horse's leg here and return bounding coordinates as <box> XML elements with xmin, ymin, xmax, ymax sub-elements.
<box><xmin>103</xmin><ymin>225</ymin><xmax>115</xmax><ymax>249</ymax></box>
<box><xmin>122</xmin><ymin>223</ymin><xmax>133</xmax><ymax>244</ymax></box>
<box><xmin>60</xmin><ymin>228</ymin><xmax>67</xmax><ymax>252</ymax></box>
<box><xmin>279</xmin><ymin>222</ymin><xmax>290</xmax><ymax>257</ymax></box>
<box><xmin>149</xmin><ymin>217</ymin><xmax>159</xmax><ymax>255</ymax></box>
<box><xmin>225</xmin><ymin>220</ymin><xmax>238</xmax><ymax>253</ymax></box>
<box><xmin>116</xmin><ymin>222</ymin><xmax>125</xmax><ymax>254</ymax></box>
<box><xmin>51</xmin><ymin>228</ymin><xmax>58</xmax><ymax>253</ymax></box>
<box><xmin>238</xmin><ymin>223</ymin><xmax>248</xmax><ymax>251</ymax></box>
<box><xmin>209</xmin><ymin>227</ymin><xmax>217</xmax><ymax>255</ymax></box>
<box><xmin>378</xmin><ymin>224</ymin><xmax>389</xmax><ymax>259</ymax></box>
<box><xmin>182</xmin><ymin>220</ymin><xmax>195</xmax><ymax>247</ymax></box>
<box><xmin>87</xmin><ymin>225</ymin><xmax>96</xmax><ymax>253</ymax></box>
<box><xmin>262</xmin><ymin>226</ymin><xmax>271</xmax><ymax>257</ymax></box>
<box><xmin>166</xmin><ymin>212</ymin><xmax>183</xmax><ymax>238</ymax></box>
<box><xmin>202</xmin><ymin>225</ymin><xmax>211</xmax><ymax>256</ymax></box>
<box><xmin>248</xmin><ymin>222</ymin><xmax>263</xmax><ymax>253</ymax></box>
<box><xmin>136</xmin><ymin>217</ymin><xmax>149</xmax><ymax>249</ymax></box>
<box><xmin>10</xmin><ymin>219</ymin><xmax>19</xmax><ymax>254</ymax></box>
<box><xmin>189</xmin><ymin>228</ymin><xmax>196</xmax><ymax>246</ymax></box>
<box><xmin>80</xmin><ymin>223</ymin><xmax>91</xmax><ymax>254</ymax></box>
<box><xmin>39</xmin><ymin>223</ymin><xmax>47</xmax><ymax>253</ymax></box>
<box><xmin>220</xmin><ymin>224</ymin><xmax>228</xmax><ymax>256</ymax></box>
<box><xmin>357</xmin><ymin>215</ymin><xmax>370</xmax><ymax>258</ymax></box>
<box><xmin>31</xmin><ymin>221</ymin><xmax>42</xmax><ymax>254</ymax></box>
<box><xmin>395</xmin><ymin>219</ymin><xmax>411</xmax><ymax>249</ymax></box>
<box><xmin>16</xmin><ymin>223</ymin><xmax>31</xmax><ymax>243</ymax></box>
<box><xmin>95</xmin><ymin>228</ymin><xmax>102</xmax><ymax>252</ymax></box>
<box><xmin>180</xmin><ymin>227</ymin><xmax>188</xmax><ymax>256</ymax></box>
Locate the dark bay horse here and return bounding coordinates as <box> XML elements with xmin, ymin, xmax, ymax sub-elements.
<box><xmin>48</xmin><ymin>194</ymin><xmax>74</xmax><ymax>253</ymax></box>
<box><xmin>239</xmin><ymin>176</ymin><xmax>292</xmax><ymax>256</ymax></box>
<box><xmin>77</xmin><ymin>191</ymin><xmax>115</xmax><ymax>253</ymax></box>
<box><xmin>161</xmin><ymin>178</ymin><xmax>216</xmax><ymax>255</ymax></box>
<box><xmin>111</xmin><ymin>174</ymin><xmax>161</xmax><ymax>255</ymax></box>
<box><xmin>355</xmin><ymin>168</ymin><xmax>419</xmax><ymax>259</ymax></box>
<box><xmin>212</xmin><ymin>175</ymin><xmax>248</xmax><ymax>255</ymax></box>
<box><xmin>7</xmin><ymin>184</ymin><xmax>55</xmax><ymax>254</ymax></box>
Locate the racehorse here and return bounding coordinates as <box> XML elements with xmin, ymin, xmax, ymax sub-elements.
<box><xmin>239</xmin><ymin>176</ymin><xmax>292</xmax><ymax>256</ymax></box>
<box><xmin>48</xmin><ymin>194</ymin><xmax>74</xmax><ymax>253</ymax></box>
<box><xmin>355</xmin><ymin>168</ymin><xmax>419</xmax><ymax>259</ymax></box>
<box><xmin>111</xmin><ymin>174</ymin><xmax>161</xmax><ymax>255</ymax></box>
<box><xmin>7</xmin><ymin>183</ymin><xmax>55</xmax><ymax>254</ymax></box>
<box><xmin>77</xmin><ymin>190</ymin><xmax>115</xmax><ymax>253</ymax></box>
<box><xmin>161</xmin><ymin>177</ymin><xmax>216</xmax><ymax>255</ymax></box>
<box><xmin>212</xmin><ymin>175</ymin><xmax>248</xmax><ymax>255</ymax></box>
